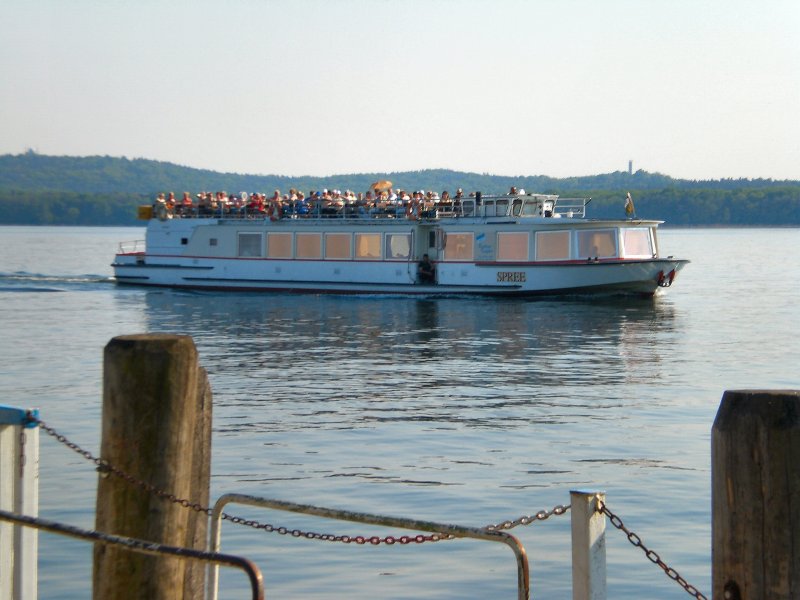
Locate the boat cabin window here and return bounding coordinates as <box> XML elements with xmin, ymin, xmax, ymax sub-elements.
<box><xmin>355</xmin><ymin>233</ymin><xmax>381</xmax><ymax>260</ymax></box>
<box><xmin>535</xmin><ymin>230</ymin><xmax>570</xmax><ymax>261</ymax></box>
<box><xmin>385</xmin><ymin>233</ymin><xmax>411</xmax><ymax>260</ymax></box>
<box><xmin>296</xmin><ymin>233</ymin><xmax>322</xmax><ymax>259</ymax></box>
<box><xmin>495</xmin><ymin>198</ymin><xmax>509</xmax><ymax>216</ymax></box>
<box><xmin>444</xmin><ymin>232</ymin><xmax>474</xmax><ymax>261</ymax></box>
<box><xmin>621</xmin><ymin>227</ymin><xmax>655</xmax><ymax>258</ymax></box>
<box><xmin>577</xmin><ymin>229</ymin><xmax>618</xmax><ymax>259</ymax></box>
<box><xmin>512</xmin><ymin>199</ymin><xmax>523</xmax><ymax>216</ymax></box>
<box><xmin>325</xmin><ymin>233</ymin><xmax>352</xmax><ymax>259</ymax></box>
<box><xmin>237</xmin><ymin>233</ymin><xmax>262</xmax><ymax>258</ymax></box>
<box><xmin>267</xmin><ymin>232</ymin><xmax>292</xmax><ymax>258</ymax></box>
<box><xmin>497</xmin><ymin>232</ymin><xmax>529</xmax><ymax>261</ymax></box>
<box><xmin>522</xmin><ymin>202</ymin><xmax>540</xmax><ymax>217</ymax></box>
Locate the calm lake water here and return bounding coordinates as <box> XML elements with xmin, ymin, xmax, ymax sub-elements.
<box><xmin>1</xmin><ymin>225</ymin><xmax>798</xmax><ymax>599</ymax></box>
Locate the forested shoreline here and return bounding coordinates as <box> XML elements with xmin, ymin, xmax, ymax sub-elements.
<box><xmin>1</xmin><ymin>153</ymin><xmax>798</xmax><ymax>226</ymax></box>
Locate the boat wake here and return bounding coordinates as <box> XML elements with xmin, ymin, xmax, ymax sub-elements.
<box><xmin>0</xmin><ymin>272</ymin><xmax>115</xmax><ymax>292</ymax></box>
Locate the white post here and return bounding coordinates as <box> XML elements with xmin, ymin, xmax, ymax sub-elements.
<box><xmin>570</xmin><ymin>490</ymin><xmax>606</xmax><ymax>600</ymax></box>
<box><xmin>0</xmin><ymin>405</ymin><xmax>39</xmax><ymax>600</ymax></box>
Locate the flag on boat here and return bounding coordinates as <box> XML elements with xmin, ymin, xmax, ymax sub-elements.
<box><xmin>624</xmin><ymin>192</ymin><xmax>636</xmax><ymax>217</ymax></box>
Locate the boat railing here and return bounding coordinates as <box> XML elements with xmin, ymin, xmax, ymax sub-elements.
<box><xmin>118</xmin><ymin>239</ymin><xmax>145</xmax><ymax>254</ymax></box>
<box><xmin>150</xmin><ymin>194</ymin><xmax>590</xmax><ymax>223</ymax></box>
<box><xmin>207</xmin><ymin>492</ymin><xmax>530</xmax><ymax>600</ymax></box>
<box><xmin>552</xmin><ymin>198</ymin><xmax>589</xmax><ymax>218</ymax></box>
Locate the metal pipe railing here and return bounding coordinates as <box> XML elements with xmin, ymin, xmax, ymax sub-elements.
<box><xmin>207</xmin><ymin>492</ymin><xmax>530</xmax><ymax>600</ymax></box>
<box><xmin>0</xmin><ymin>509</ymin><xmax>264</xmax><ymax>600</ymax></box>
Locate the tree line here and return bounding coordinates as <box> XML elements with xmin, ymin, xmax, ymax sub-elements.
<box><xmin>2</xmin><ymin>187</ymin><xmax>798</xmax><ymax>227</ymax></box>
<box><xmin>1</xmin><ymin>152</ymin><xmax>799</xmax><ymax>226</ymax></box>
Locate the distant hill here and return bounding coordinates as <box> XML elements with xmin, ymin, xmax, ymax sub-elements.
<box><xmin>1</xmin><ymin>151</ymin><xmax>799</xmax><ymax>226</ymax></box>
<box><xmin>3</xmin><ymin>151</ymin><xmax>798</xmax><ymax>194</ymax></box>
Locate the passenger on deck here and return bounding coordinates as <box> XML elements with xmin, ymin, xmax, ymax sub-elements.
<box><xmin>417</xmin><ymin>254</ymin><xmax>436</xmax><ymax>284</ymax></box>
<box><xmin>154</xmin><ymin>193</ymin><xmax>170</xmax><ymax>219</ymax></box>
<box><xmin>440</xmin><ymin>190</ymin><xmax>451</xmax><ymax>206</ymax></box>
<box><xmin>229</xmin><ymin>193</ymin><xmax>245</xmax><ymax>216</ymax></box>
<box><xmin>180</xmin><ymin>192</ymin><xmax>193</xmax><ymax>216</ymax></box>
<box><xmin>247</xmin><ymin>193</ymin><xmax>265</xmax><ymax>215</ymax></box>
<box><xmin>166</xmin><ymin>192</ymin><xmax>177</xmax><ymax>217</ymax></box>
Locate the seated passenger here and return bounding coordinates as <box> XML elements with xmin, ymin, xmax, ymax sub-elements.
<box><xmin>180</xmin><ymin>192</ymin><xmax>193</xmax><ymax>216</ymax></box>
<box><xmin>417</xmin><ymin>254</ymin><xmax>436</xmax><ymax>284</ymax></box>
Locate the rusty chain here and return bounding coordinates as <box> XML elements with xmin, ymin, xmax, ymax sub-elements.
<box><xmin>33</xmin><ymin>416</ymin><xmax>450</xmax><ymax>545</ymax></box>
<box><xmin>32</xmin><ymin>416</ymin><xmax>568</xmax><ymax>546</ymax></box>
<box><xmin>484</xmin><ymin>504</ymin><xmax>570</xmax><ymax>531</ymax></box>
<box><xmin>597</xmin><ymin>499</ymin><xmax>708</xmax><ymax>600</ymax></box>
<box><xmin>31</xmin><ymin>414</ymin><xmax>713</xmax><ymax>596</ymax></box>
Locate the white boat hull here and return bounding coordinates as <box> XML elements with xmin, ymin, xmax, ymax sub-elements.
<box><xmin>113</xmin><ymin>254</ymin><xmax>686</xmax><ymax>297</ymax></box>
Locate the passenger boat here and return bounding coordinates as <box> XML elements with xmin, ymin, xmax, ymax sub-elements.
<box><xmin>112</xmin><ymin>192</ymin><xmax>688</xmax><ymax>297</ymax></box>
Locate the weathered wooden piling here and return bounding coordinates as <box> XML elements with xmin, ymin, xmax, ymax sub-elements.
<box><xmin>712</xmin><ymin>389</ymin><xmax>800</xmax><ymax>600</ymax></box>
<box><xmin>93</xmin><ymin>334</ymin><xmax>212</xmax><ymax>600</ymax></box>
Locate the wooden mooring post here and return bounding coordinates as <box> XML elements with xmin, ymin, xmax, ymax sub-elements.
<box><xmin>712</xmin><ymin>389</ymin><xmax>800</xmax><ymax>599</ymax></box>
<box><xmin>93</xmin><ymin>334</ymin><xmax>212</xmax><ymax>600</ymax></box>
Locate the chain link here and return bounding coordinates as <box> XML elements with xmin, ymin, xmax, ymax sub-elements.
<box><xmin>484</xmin><ymin>504</ymin><xmax>570</xmax><ymax>531</ymax></box>
<box><xmin>597</xmin><ymin>499</ymin><xmax>708</xmax><ymax>600</ymax></box>
<box><xmin>34</xmin><ymin>417</ymin><xmax>455</xmax><ymax>545</ymax></box>
<box><xmin>34</xmin><ymin>415</ymin><xmax>572</xmax><ymax>546</ymax></box>
<box><xmin>31</xmin><ymin>413</ymin><xmax>713</xmax><ymax>595</ymax></box>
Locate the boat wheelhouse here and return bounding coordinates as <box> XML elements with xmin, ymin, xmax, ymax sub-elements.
<box><xmin>113</xmin><ymin>192</ymin><xmax>688</xmax><ymax>296</ymax></box>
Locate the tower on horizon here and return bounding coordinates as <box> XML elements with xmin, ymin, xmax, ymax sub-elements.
<box><xmin>628</xmin><ymin>160</ymin><xmax>633</xmax><ymax>175</ymax></box>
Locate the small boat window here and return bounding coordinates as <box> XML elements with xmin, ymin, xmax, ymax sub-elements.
<box><xmin>444</xmin><ymin>232</ymin><xmax>474</xmax><ymax>261</ymax></box>
<box><xmin>385</xmin><ymin>233</ymin><xmax>411</xmax><ymax>260</ymax></box>
<box><xmin>267</xmin><ymin>233</ymin><xmax>292</xmax><ymax>258</ymax></box>
<box><xmin>621</xmin><ymin>228</ymin><xmax>654</xmax><ymax>258</ymax></box>
<box><xmin>237</xmin><ymin>233</ymin><xmax>262</xmax><ymax>258</ymax></box>
<box><xmin>535</xmin><ymin>230</ymin><xmax>570</xmax><ymax>261</ymax></box>
<box><xmin>512</xmin><ymin>199</ymin><xmax>523</xmax><ymax>216</ymax></box>
<box><xmin>460</xmin><ymin>199</ymin><xmax>476</xmax><ymax>216</ymax></box>
<box><xmin>296</xmin><ymin>233</ymin><xmax>322</xmax><ymax>259</ymax></box>
<box><xmin>495</xmin><ymin>199</ymin><xmax>509</xmax><ymax>216</ymax></box>
<box><xmin>355</xmin><ymin>233</ymin><xmax>381</xmax><ymax>260</ymax></box>
<box><xmin>497</xmin><ymin>232</ymin><xmax>529</xmax><ymax>261</ymax></box>
<box><xmin>522</xmin><ymin>202</ymin><xmax>539</xmax><ymax>216</ymax></box>
<box><xmin>325</xmin><ymin>233</ymin><xmax>352</xmax><ymax>260</ymax></box>
<box><xmin>576</xmin><ymin>229</ymin><xmax>618</xmax><ymax>259</ymax></box>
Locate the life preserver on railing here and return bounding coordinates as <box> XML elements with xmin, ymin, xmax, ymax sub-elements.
<box><xmin>656</xmin><ymin>269</ymin><xmax>676</xmax><ymax>287</ymax></box>
<box><xmin>267</xmin><ymin>202</ymin><xmax>282</xmax><ymax>222</ymax></box>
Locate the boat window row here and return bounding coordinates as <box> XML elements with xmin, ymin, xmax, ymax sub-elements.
<box><xmin>234</xmin><ymin>227</ymin><xmax>656</xmax><ymax>261</ymax></box>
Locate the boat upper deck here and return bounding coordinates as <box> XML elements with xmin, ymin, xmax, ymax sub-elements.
<box><xmin>147</xmin><ymin>193</ymin><xmax>593</xmax><ymax>223</ymax></box>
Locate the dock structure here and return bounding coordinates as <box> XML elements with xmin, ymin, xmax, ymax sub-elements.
<box><xmin>712</xmin><ymin>389</ymin><xmax>800</xmax><ymax>599</ymax></box>
<box><xmin>0</xmin><ymin>404</ymin><xmax>39</xmax><ymax>600</ymax></box>
<box><xmin>3</xmin><ymin>335</ymin><xmax>800</xmax><ymax>599</ymax></box>
<box><xmin>94</xmin><ymin>334</ymin><xmax>212</xmax><ymax>599</ymax></box>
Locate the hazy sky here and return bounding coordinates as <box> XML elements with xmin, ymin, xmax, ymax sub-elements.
<box><xmin>1</xmin><ymin>0</ymin><xmax>798</xmax><ymax>180</ymax></box>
